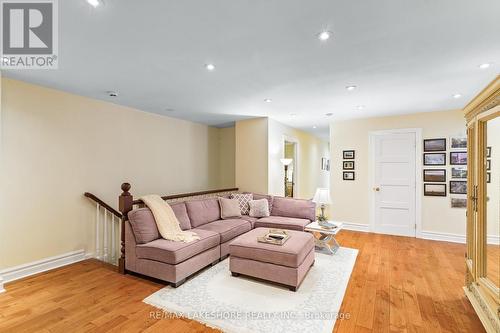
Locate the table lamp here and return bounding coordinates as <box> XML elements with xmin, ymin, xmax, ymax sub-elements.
<box><xmin>312</xmin><ymin>188</ymin><xmax>331</xmax><ymax>224</ymax></box>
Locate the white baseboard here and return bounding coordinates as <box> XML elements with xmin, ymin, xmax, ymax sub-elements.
<box><xmin>420</xmin><ymin>231</ymin><xmax>466</xmax><ymax>243</ymax></box>
<box><xmin>487</xmin><ymin>235</ymin><xmax>500</xmax><ymax>245</ymax></box>
<box><xmin>341</xmin><ymin>222</ymin><xmax>370</xmax><ymax>233</ymax></box>
<box><xmin>0</xmin><ymin>250</ymin><xmax>92</xmax><ymax>292</ymax></box>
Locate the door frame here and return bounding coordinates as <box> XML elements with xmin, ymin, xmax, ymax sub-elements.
<box><xmin>368</xmin><ymin>128</ymin><xmax>423</xmax><ymax>238</ymax></box>
<box><xmin>283</xmin><ymin>135</ymin><xmax>299</xmax><ymax>198</ymax></box>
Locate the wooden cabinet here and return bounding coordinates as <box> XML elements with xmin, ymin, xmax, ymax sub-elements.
<box><xmin>464</xmin><ymin>76</ymin><xmax>500</xmax><ymax>333</ymax></box>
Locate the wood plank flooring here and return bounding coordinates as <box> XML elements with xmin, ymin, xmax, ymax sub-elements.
<box><xmin>0</xmin><ymin>231</ymin><xmax>485</xmax><ymax>333</ymax></box>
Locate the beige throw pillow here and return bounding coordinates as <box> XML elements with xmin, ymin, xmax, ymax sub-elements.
<box><xmin>218</xmin><ymin>197</ymin><xmax>242</xmax><ymax>219</ymax></box>
<box><xmin>249</xmin><ymin>199</ymin><xmax>270</xmax><ymax>218</ymax></box>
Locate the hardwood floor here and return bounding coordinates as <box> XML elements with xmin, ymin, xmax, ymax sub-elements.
<box><xmin>0</xmin><ymin>231</ymin><xmax>485</xmax><ymax>333</ymax></box>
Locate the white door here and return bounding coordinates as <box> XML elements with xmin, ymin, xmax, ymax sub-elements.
<box><xmin>372</xmin><ymin>132</ymin><xmax>416</xmax><ymax>237</ymax></box>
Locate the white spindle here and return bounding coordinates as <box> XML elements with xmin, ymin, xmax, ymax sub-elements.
<box><xmin>111</xmin><ymin>215</ymin><xmax>116</xmax><ymax>264</ymax></box>
<box><xmin>104</xmin><ymin>210</ymin><xmax>108</xmax><ymax>262</ymax></box>
<box><xmin>95</xmin><ymin>204</ymin><xmax>100</xmax><ymax>260</ymax></box>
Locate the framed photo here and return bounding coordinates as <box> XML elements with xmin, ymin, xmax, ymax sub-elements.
<box><xmin>451</xmin><ymin>167</ymin><xmax>467</xmax><ymax>179</ymax></box>
<box><xmin>450</xmin><ymin>151</ymin><xmax>467</xmax><ymax>165</ymax></box>
<box><xmin>450</xmin><ymin>180</ymin><xmax>467</xmax><ymax>194</ymax></box>
<box><xmin>423</xmin><ymin>169</ymin><xmax>446</xmax><ymax>182</ymax></box>
<box><xmin>321</xmin><ymin>158</ymin><xmax>326</xmax><ymax>170</ymax></box>
<box><xmin>450</xmin><ymin>137</ymin><xmax>467</xmax><ymax>149</ymax></box>
<box><xmin>451</xmin><ymin>198</ymin><xmax>467</xmax><ymax>209</ymax></box>
<box><xmin>343</xmin><ymin>161</ymin><xmax>355</xmax><ymax>170</ymax></box>
<box><xmin>486</xmin><ymin>146</ymin><xmax>491</xmax><ymax>158</ymax></box>
<box><xmin>424</xmin><ymin>153</ymin><xmax>446</xmax><ymax>166</ymax></box>
<box><xmin>486</xmin><ymin>159</ymin><xmax>491</xmax><ymax>171</ymax></box>
<box><xmin>487</xmin><ymin>172</ymin><xmax>491</xmax><ymax>183</ymax></box>
<box><xmin>424</xmin><ymin>138</ymin><xmax>446</xmax><ymax>152</ymax></box>
<box><xmin>326</xmin><ymin>159</ymin><xmax>330</xmax><ymax>171</ymax></box>
<box><xmin>343</xmin><ymin>150</ymin><xmax>355</xmax><ymax>159</ymax></box>
<box><xmin>424</xmin><ymin>184</ymin><xmax>447</xmax><ymax>197</ymax></box>
<box><xmin>343</xmin><ymin>171</ymin><xmax>355</xmax><ymax>181</ymax></box>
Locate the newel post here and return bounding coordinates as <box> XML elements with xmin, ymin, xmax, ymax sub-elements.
<box><xmin>118</xmin><ymin>182</ymin><xmax>133</xmax><ymax>274</ymax></box>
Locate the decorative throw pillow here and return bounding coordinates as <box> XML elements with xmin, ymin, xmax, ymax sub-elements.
<box><xmin>249</xmin><ymin>199</ymin><xmax>270</xmax><ymax>218</ymax></box>
<box><xmin>230</xmin><ymin>193</ymin><xmax>253</xmax><ymax>215</ymax></box>
<box><xmin>218</xmin><ymin>197</ymin><xmax>242</xmax><ymax>219</ymax></box>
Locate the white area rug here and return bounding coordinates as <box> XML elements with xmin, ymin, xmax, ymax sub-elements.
<box><xmin>144</xmin><ymin>247</ymin><xmax>358</xmax><ymax>333</ymax></box>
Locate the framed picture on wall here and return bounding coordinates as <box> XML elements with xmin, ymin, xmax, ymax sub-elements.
<box><xmin>424</xmin><ymin>138</ymin><xmax>447</xmax><ymax>152</ymax></box>
<box><xmin>487</xmin><ymin>172</ymin><xmax>491</xmax><ymax>183</ymax></box>
<box><xmin>451</xmin><ymin>167</ymin><xmax>467</xmax><ymax>179</ymax></box>
<box><xmin>424</xmin><ymin>153</ymin><xmax>446</xmax><ymax>166</ymax></box>
<box><xmin>423</xmin><ymin>169</ymin><xmax>446</xmax><ymax>182</ymax></box>
<box><xmin>326</xmin><ymin>159</ymin><xmax>330</xmax><ymax>171</ymax></box>
<box><xmin>487</xmin><ymin>146</ymin><xmax>491</xmax><ymax>158</ymax></box>
<box><xmin>486</xmin><ymin>159</ymin><xmax>491</xmax><ymax>171</ymax></box>
<box><xmin>450</xmin><ymin>180</ymin><xmax>467</xmax><ymax>194</ymax></box>
<box><xmin>343</xmin><ymin>150</ymin><xmax>355</xmax><ymax>159</ymax></box>
<box><xmin>450</xmin><ymin>137</ymin><xmax>467</xmax><ymax>149</ymax></box>
<box><xmin>451</xmin><ymin>198</ymin><xmax>467</xmax><ymax>208</ymax></box>
<box><xmin>343</xmin><ymin>161</ymin><xmax>355</xmax><ymax>170</ymax></box>
<box><xmin>424</xmin><ymin>184</ymin><xmax>447</xmax><ymax>197</ymax></box>
<box><xmin>450</xmin><ymin>151</ymin><xmax>467</xmax><ymax>165</ymax></box>
<box><xmin>343</xmin><ymin>171</ymin><xmax>355</xmax><ymax>181</ymax></box>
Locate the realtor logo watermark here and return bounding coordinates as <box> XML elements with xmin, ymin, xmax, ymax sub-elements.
<box><xmin>0</xmin><ymin>0</ymin><xmax>58</xmax><ymax>69</ymax></box>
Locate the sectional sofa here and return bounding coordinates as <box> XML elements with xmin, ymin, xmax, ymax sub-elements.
<box><xmin>123</xmin><ymin>193</ymin><xmax>316</xmax><ymax>287</ymax></box>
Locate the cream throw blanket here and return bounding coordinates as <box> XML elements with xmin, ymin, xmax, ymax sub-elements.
<box><xmin>141</xmin><ymin>195</ymin><xmax>200</xmax><ymax>243</ymax></box>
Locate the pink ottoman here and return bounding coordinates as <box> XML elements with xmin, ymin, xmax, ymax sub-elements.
<box><xmin>229</xmin><ymin>228</ymin><xmax>315</xmax><ymax>291</ymax></box>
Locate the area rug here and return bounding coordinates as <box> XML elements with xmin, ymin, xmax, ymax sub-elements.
<box><xmin>144</xmin><ymin>247</ymin><xmax>358</xmax><ymax>333</ymax></box>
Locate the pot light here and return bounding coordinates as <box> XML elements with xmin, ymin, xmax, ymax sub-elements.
<box><xmin>264</xmin><ymin>98</ymin><xmax>272</xmax><ymax>103</ymax></box>
<box><xmin>205</xmin><ymin>63</ymin><xmax>216</xmax><ymax>71</ymax></box>
<box><xmin>479</xmin><ymin>63</ymin><xmax>491</xmax><ymax>69</ymax></box>
<box><xmin>107</xmin><ymin>91</ymin><xmax>118</xmax><ymax>97</ymax></box>
<box><xmin>86</xmin><ymin>0</ymin><xmax>101</xmax><ymax>8</ymax></box>
<box><xmin>346</xmin><ymin>85</ymin><xmax>357</xmax><ymax>91</ymax></box>
<box><xmin>290</xmin><ymin>113</ymin><xmax>297</xmax><ymax>118</ymax></box>
<box><xmin>313</xmin><ymin>126</ymin><xmax>317</xmax><ymax>129</ymax></box>
<box><xmin>453</xmin><ymin>94</ymin><xmax>462</xmax><ymax>99</ymax></box>
<box><xmin>356</xmin><ymin>105</ymin><xmax>365</xmax><ymax>110</ymax></box>
<box><xmin>165</xmin><ymin>108</ymin><xmax>175</xmax><ymax>112</ymax></box>
<box><xmin>318</xmin><ymin>31</ymin><xmax>331</xmax><ymax>41</ymax></box>
<box><xmin>325</xmin><ymin>113</ymin><xmax>333</xmax><ymax>117</ymax></box>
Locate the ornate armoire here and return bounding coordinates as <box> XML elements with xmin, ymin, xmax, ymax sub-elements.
<box><xmin>464</xmin><ymin>75</ymin><xmax>500</xmax><ymax>333</ymax></box>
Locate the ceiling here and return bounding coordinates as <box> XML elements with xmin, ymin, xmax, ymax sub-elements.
<box><xmin>3</xmin><ymin>0</ymin><xmax>500</xmax><ymax>140</ymax></box>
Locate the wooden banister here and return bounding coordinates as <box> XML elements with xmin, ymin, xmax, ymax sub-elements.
<box><xmin>84</xmin><ymin>192</ymin><xmax>122</xmax><ymax>218</ymax></box>
<box><xmin>131</xmin><ymin>187</ymin><xmax>239</xmax><ymax>205</ymax></box>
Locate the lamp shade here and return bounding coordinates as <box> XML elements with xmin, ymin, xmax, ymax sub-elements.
<box><xmin>280</xmin><ymin>158</ymin><xmax>293</xmax><ymax>166</ymax></box>
<box><xmin>312</xmin><ymin>188</ymin><xmax>331</xmax><ymax>204</ymax></box>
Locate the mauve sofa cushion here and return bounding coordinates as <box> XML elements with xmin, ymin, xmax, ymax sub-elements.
<box><xmin>197</xmin><ymin>219</ymin><xmax>252</xmax><ymax>243</ymax></box>
<box><xmin>254</xmin><ymin>216</ymin><xmax>310</xmax><ymax>231</ymax></box>
<box><xmin>271</xmin><ymin>197</ymin><xmax>316</xmax><ymax>221</ymax></box>
<box><xmin>229</xmin><ymin>228</ymin><xmax>314</xmax><ymax>268</ymax></box>
<box><xmin>128</xmin><ymin>208</ymin><xmax>160</xmax><ymax>244</ymax></box>
<box><xmin>136</xmin><ymin>229</ymin><xmax>220</xmax><ymax>265</ymax></box>
<box><xmin>251</xmin><ymin>193</ymin><xmax>274</xmax><ymax>212</ymax></box>
<box><xmin>185</xmin><ymin>198</ymin><xmax>221</xmax><ymax>228</ymax></box>
<box><xmin>170</xmin><ymin>202</ymin><xmax>192</xmax><ymax>231</ymax></box>
<box><xmin>239</xmin><ymin>215</ymin><xmax>259</xmax><ymax>228</ymax></box>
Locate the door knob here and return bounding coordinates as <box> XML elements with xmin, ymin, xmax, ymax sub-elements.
<box><xmin>373</xmin><ymin>187</ymin><xmax>380</xmax><ymax>192</ymax></box>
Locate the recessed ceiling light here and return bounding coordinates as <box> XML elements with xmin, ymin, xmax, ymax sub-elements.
<box><xmin>205</xmin><ymin>63</ymin><xmax>216</xmax><ymax>71</ymax></box>
<box><xmin>290</xmin><ymin>113</ymin><xmax>297</xmax><ymax>117</ymax></box>
<box><xmin>479</xmin><ymin>63</ymin><xmax>491</xmax><ymax>69</ymax></box>
<box><xmin>86</xmin><ymin>0</ymin><xmax>101</xmax><ymax>8</ymax></box>
<box><xmin>264</xmin><ymin>98</ymin><xmax>272</xmax><ymax>103</ymax></box>
<box><xmin>325</xmin><ymin>113</ymin><xmax>333</xmax><ymax>117</ymax></box>
<box><xmin>165</xmin><ymin>108</ymin><xmax>175</xmax><ymax>112</ymax></box>
<box><xmin>317</xmin><ymin>31</ymin><xmax>331</xmax><ymax>41</ymax></box>
<box><xmin>107</xmin><ymin>91</ymin><xmax>118</xmax><ymax>97</ymax></box>
<box><xmin>346</xmin><ymin>85</ymin><xmax>357</xmax><ymax>91</ymax></box>
<box><xmin>313</xmin><ymin>126</ymin><xmax>317</xmax><ymax>129</ymax></box>
<box><xmin>356</xmin><ymin>105</ymin><xmax>365</xmax><ymax>110</ymax></box>
<box><xmin>453</xmin><ymin>94</ymin><xmax>462</xmax><ymax>99</ymax></box>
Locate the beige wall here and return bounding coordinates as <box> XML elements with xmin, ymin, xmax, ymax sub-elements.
<box><xmin>330</xmin><ymin>109</ymin><xmax>467</xmax><ymax>236</ymax></box>
<box><xmin>0</xmin><ymin>78</ymin><xmax>232</xmax><ymax>269</ymax></box>
<box><xmin>268</xmin><ymin>119</ymin><xmax>330</xmax><ymax>199</ymax></box>
<box><xmin>218</xmin><ymin>127</ymin><xmax>235</xmax><ymax>188</ymax></box>
<box><xmin>235</xmin><ymin>118</ymin><xmax>269</xmax><ymax>194</ymax></box>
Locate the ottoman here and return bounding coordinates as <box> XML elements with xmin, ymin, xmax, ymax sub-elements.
<box><xmin>229</xmin><ymin>228</ymin><xmax>315</xmax><ymax>291</ymax></box>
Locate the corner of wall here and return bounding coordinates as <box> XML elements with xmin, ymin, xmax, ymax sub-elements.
<box><xmin>0</xmin><ymin>275</ymin><xmax>5</xmax><ymax>293</ymax></box>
